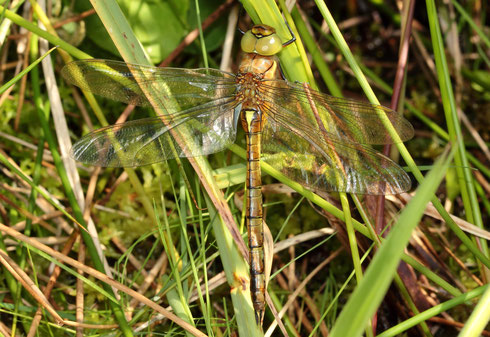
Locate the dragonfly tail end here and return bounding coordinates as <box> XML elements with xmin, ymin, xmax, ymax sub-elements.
<box><xmin>255</xmin><ymin>309</ymin><xmax>264</xmax><ymax>325</ymax></box>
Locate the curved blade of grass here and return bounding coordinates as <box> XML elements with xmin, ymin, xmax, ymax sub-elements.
<box><xmin>29</xmin><ymin>62</ymin><xmax>134</xmax><ymax>336</ymax></box>
<box><xmin>290</xmin><ymin>7</ymin><xmax>342</xmax><ymax>97</ymax></box>
<box><xmin>329</xmin><ymin>147</ymin><xmax>455</xmax><ymax>337</ymax></box>
<box><xmin>0</xmin><ymin>5</ymin><xmax>90</xmax><ymax>59</ymax></box>
<box><xmin>450</xmin><ymin>0</ymin><xmax>490</xmax><ymax>49</ymax></box>
<box><xmin>0</xmin><ymin>223</ymin><xmax>207</xmax><ymax>337</ymax></box>
<box><xmin>279</xmin><ymin>6</ymin><xmax>372</xmax><ymax>332</ymax></box>
<box><xmin>0</xmin><ymin>0</ymin><xmax>22</xmax><ymax>45</ymax></box>
<box><xmin>28</xmin><ymin>2</ymin><xmax>139</xmax><ymax>334</ymax></box>
<box><xmin>87</xmin><ymin>0</ymin><xmax>260</xmax><ymax>334</ymax></box>
<box><xmin>314</xmin><ymin>0</ymin><xmax>490</xmax><ymax>269</ymax></box>
<box><xmin>232</xmin><ymin>13</ymin><xmax>490</xmax><ymax>333</ymax></box>
<box><xmin>15</xmin><ymin>33</ymin><xmax>60</xmax><ymax>334</ymax></box>
<box><xmin>0</xmin><ymin>46</ymin><xmax>56</xmax><ymax>94</ymax></box>
<box><xmin>32</xmin><ymin>5</ymin><xmax>139</xmax><ymax>334</ymax></box>
<box><xmin>241</xmin><ymin>0</ymin><xmax>313</xmax><ymax>84</ymax></box>
<box><xmin>158</xmin><ymin>195</ymin><xmax>196</xmax><ymax>335</ymax></box>
<box><xmin>425</xmin><ymin>0</ymin><xmax>488</xmax><ymax>271</ymax></box>
<box><xmin>175</xmin><ymin>179</ymin><xmax>213</xmax><ymax>335</ymax></box>
<box><xmin>240</xmin><ymin>5</ymin><xmax>365</xmax><ymax>308</ymax></box>
<box><xmin>376</xmin><ymin>284</ymin><xmax>489</xmax><ymax>337</ymax></box>
<box><xmin>456</xmin><ymin>284</ymin><xmax>490</xmax><ymax>337</ymax></box>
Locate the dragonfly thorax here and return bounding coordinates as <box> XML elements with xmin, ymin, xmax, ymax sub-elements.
<box><xmin>238</xmin><ymin>53</ymin><xmax>280</xmax><ymax>78</ymax></box>
<box><xmin>235</xmin><ymin>72</ymin><xmax>266</xmax><ymax>106</ymax></box>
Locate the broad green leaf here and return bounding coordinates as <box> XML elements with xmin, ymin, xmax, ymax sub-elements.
<box><xmin>74</xmin><ymin>0</ymin><xmax>189</xmax><ymax>63</ymax></box>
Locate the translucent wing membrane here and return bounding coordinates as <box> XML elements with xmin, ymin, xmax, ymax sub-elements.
<box><xmin>64</xmin><ymin>60</ymin><xmax>241</xmax><ymax>167</ymax></box>
<box><xmin>64</xmin><ymin>59</ymin><xmax>412</xmax><ymax>191</ymax></box>
<box><xmin>261</xmin><ymin>112</ymin><xmax>410</xmax><ymax>194</ymax></box>
<box><xmin>259</xmin><ymin>82</ymin><xmax>412</xmax><ymax>195</ymax></box>
<box><xmin>62</xmin><ymin>59</ymin><xmax>237</xmax><ymax>111</ymax></box>
<box><xmin>260</xmin><ymin>80</ymin><xmax>414</xmax><ymax>144</ymax></box>
<box><xmin>71</xmin><ymin>99</ymin><xmax>240</xmax><ymax>167</ymax></box>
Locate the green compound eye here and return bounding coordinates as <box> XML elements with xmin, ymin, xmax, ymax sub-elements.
<box><xmin>241</xmin><ymin>30</ymin><xmax>257</xmax><ymax>53</ymax></box>
<box><xmin>254</xmin><ymin>34</ymin><xmax>282</xmax><ymax>56</ymax></box>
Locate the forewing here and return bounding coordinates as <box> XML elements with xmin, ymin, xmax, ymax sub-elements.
<box><xmin>62</xmin><ymin>59</ymin><xmax>237</xmax><ymax>110</ymax></box>
<box><xmin>260</xmin><ymin>105</ymin><xmax>411</xmax><ymax>195</ymax></box>
<box><xmin>260</xmin><ymin>80</ymin><xmax>414</xmax><ymax>144</ymax></box>
<box><xmin>72</xmin><ymin>98</ymin><xmax>240</xmax><ymax>167</ymax></box>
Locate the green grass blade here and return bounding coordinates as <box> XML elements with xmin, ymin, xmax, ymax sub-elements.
<box><xmin>87</xmin><ymin>1</ymin><xmax>259</xmax><ymax>333</ymax></box>
<box><xmin>241</xmin><ymin>0</ymin><xmax>312</xmax><ymax>83</ymax></box>
<box><xmin>457</xmin><ymin>284</ymin><xmax>490</xmax><ymax>337</ymax></box>
<box><xmin>0</xmin><ymin>5</ymin><xmax>90</xmax><ymax>59</ymax></box>
<box><xmin>377</xmin><ymin>284</ymin><xmax>489</xmax><ymax>337</ymax></box>
<box><xmin>329</xmin><ymin>147</ymin><xmax>455</xmax><ymax>337</ymax></box>
<box><xmin>450</xmin><ymin>0</ymin><xmax>490</xmax><ymax>48</ymax></box>
<box><xmin>0</xmin><ymin>47</ymin><xmax>56</xmax><ymax>94</ymax></box>
<box><xmin>425</xmin><ymin>0</ymin><xmax>488</xmax><ymax>270</ymax></box>
<box><xmin>312</xmin><ymin>0</ymin><xmax>490</xmax><ymax>271</ymax></box>
<box><xmin>290</xmin><ymin>7</ymin><xmax>343</xmax><ymax>97</ymax></box>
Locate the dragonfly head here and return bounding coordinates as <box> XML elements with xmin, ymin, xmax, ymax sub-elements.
<box><xmin>241</xmin><ymin>24</ymin><xmax>283</xmax><ymax>56</ymax></box>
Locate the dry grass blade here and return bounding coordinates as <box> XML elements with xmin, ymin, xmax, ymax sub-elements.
<box><xmin>388</xmin><ymin>194</ymin><xmax>490</xmax><ymax>240</ymax></box>
<box><xmin>0</xmin><ymin>223</ymin><xmax>207</xmax><ymax>337</ymax></box>
<box><xmin>76</xmin><ymin>241</ymin><xmax>86</xmax><ymax>337</ymax></box>
<box><xmin>266</xmin><ymin>248</ymin><xmax>343</xmax><ymax>336</ymax></box>
<box><xmin>127</xmin><ymin>251</ymin><xmax>167</xmax><ymax>315</ymax></box>
<box><xmin>0</xmin><ymin>249</ymin><xmax>63</xmax><ymax>324</ymax></box>
<box><xmin>27</xmin><ymin>231</ymin><xmax>78</xmax><ymax>336</ymax></box>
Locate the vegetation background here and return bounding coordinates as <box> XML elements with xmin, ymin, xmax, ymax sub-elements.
<box><xmin>0</xmin><ymin>0</ymin><xmax>489</xmax><ymax>336</ymax></box>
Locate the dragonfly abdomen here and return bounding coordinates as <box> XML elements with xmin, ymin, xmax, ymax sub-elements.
<box><xmin>240</xmin><ymin>108</ymin><xmax>266</xmax><ymax>320</ymax></box>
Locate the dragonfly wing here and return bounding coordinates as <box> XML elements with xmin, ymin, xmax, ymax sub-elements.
<box><xmin>62</xmin><ymin>59</ymin><xmax>237</xmax><ymax>109</ymax></box>
<box><xmin>261</xmin><ymin>80</ymin><xmax>414</xmax><ymax>144</ymax></box>
<box><xmin>260</xmin><ymin>105</ymin><xmax>411</xmax><ymax>195</ymax></box>
<box><xmin>72</xmin><ymin>98</ymin><xmax>240</xmax><ymax>167</ymax></box>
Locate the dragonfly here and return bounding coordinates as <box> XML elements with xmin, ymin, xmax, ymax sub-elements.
<box><xmin>62</xmin><ymin>24</ymin><xmax>413</xmax><ymax>323</ymax></box>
